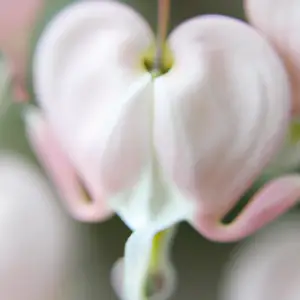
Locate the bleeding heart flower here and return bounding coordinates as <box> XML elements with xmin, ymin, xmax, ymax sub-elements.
<box><xmin>220</xmin><ymin>214</ymin><xmax>300</xmax><ymax>300</ymax></box>
<box><xmin>23</xmin><ymin>1</ymin><xmax>296</xmax><ymax>299</ymax></box>
<box><xmin>244</xmin><ymin>0</ymin><xmax>300</xmax><ymax>117</ymax></box>
<box><xmin>0</xmin><ymin>152</ymin><xmax>75</xmax><ymax>300</ymax></box>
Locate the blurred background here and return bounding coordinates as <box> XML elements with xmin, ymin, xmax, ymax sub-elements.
<box><xmin>0</xmin><ymin>1</ymin><xmax>297</xmax><ymax>299</ymax></box>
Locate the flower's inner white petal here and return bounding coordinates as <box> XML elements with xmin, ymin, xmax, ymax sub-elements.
<box><xmin>109</xmin><ymin>154</ymin><xmax>193</xmax><ymax>230</ymax></box>
<box><xmin>108</xmin><ymin>149</ymin><xmax>192</xmax><ymax>300</ymax></box>
<box><xmin>116</xmin><ymin>227</ymin><xmax>177</xmax><ymax>300</ymax></box>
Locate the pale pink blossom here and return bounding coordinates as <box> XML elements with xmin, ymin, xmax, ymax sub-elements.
<box><xmin>23</xmin><ymin>1</ymin><xmax>297</xmax><ymax>299</ymax></box>
<box><xmin>245</xmin><ymin>0</ymin><xmax>300</xmax><ymax>116</ymax></box>
<box><xmin>221</xmin><ymin>215</ymin><xmax>300</xmax><ymax>300</ymax></box>
<box><xmin>0</xmin><ymin>153</ymin><xmax>75</xmax><ymax>300</ymax></box>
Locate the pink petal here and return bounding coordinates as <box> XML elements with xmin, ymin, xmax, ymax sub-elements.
<box><xmin>0</xmin><ymin>0</ymin><xmax>41</xmax><ymax>47</ymax></box>
<box><xmin>24</xmin><ymin>107</ymin><xmax>113</xmax><ymax>222</ymax></box>
<box><xmin>245</xmin><ymin>0</ymin><xmax>300</xmax><ymax>116</ymax></box>
<box><xmin>0</xmin><ymin>0</ymin><xmax>42</xmax><ymax>102</ymax></box>
<box><xmin>0</xmin><ymin>153</ymin><xmax>74</xmax><ymax>300</ymax></box>
<box><xmin>154</xmin><ymin>14</ymin><xmax>290</xmax><ymax>241</ymax></box>
<box><xmin>220</xmin><ymin>216</ymin><xmax>300</xmax><ymax>300</ymax></box>
<box><xmin>33</xmin><ymin>2</ymin><xmax>154</xmax><ymax>201</ymax></box>
<box><xmin>195</xmin><ymin>175</ymin><xmax>300</xmax><ymax>242</ymax></box>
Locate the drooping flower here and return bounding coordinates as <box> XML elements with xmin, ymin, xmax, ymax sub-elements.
<box><xmin>23</xmin><ymin>1</ymin><xmax>298</xmax><ymax>299</ymax></box>
<box><xmin>220</xmin><ymin>214</ymin><xmax>300</xmax><ymax>300</ymax></box>
<box><xmin>0</xmin><ymin>152</ymin><xmax>75</xmax><ymax>300</ymax></box>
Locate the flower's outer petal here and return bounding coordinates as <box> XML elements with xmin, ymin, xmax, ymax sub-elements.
<box><xmin>154</xmin><ymin>15</ymin><xmax>290</xmax><ymax>241</ymax></box>
<box><xmin>0</xmin><ymin>153</ymin><xmax>74</xmax><ymax>300</ymax></box>
<box><xmin>24</xmin><ymin>106</ymin><xmax>113</xmax><ymax>222</ymax></box>
<box><xmin>245</xmin><ymin>0</ymin><xmax>300</xmax><ymax>116</ymax></box>
<box><xmin>220</xmin><ymin>215</ymin><xmax>300</xmax><ymax>300</ymax></box>
<box><xmin>32</xmin><ymin>1</ymin><xmax>154</xmax><ymax>220</ymax></box>
<box><xmin>196</xmin><ymin>175</ymin><xmax>300</xmax><ymax>242</ymax></box>
<box><xmin>111</xmin><ymin>227</ymin><xmax>177</xmax><ymax>300</ymax></box>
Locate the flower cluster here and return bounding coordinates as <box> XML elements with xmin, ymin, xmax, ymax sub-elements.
<box><xmin>1</xmin><ymin>0</ymin><xmax>300</xmax><ymax>299</ymax></box>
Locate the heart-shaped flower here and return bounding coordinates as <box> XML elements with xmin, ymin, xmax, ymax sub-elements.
<box><xmin>24</xmin><ymin>1</ymin><xmax>297</xmax><ymax>299</ymax></box>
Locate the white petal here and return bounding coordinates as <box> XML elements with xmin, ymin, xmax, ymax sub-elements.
<box><xmin>154</xmin><ymin>15</ymin><xmax>290</xmax><ymax>217</ymax></box>
<box><xmin>220</xmin><ymin>215</ymin><xmax>300</xmax><ymax>300</ymax></box>
<box><xmin>33</xmin><ymin>1</ymin><xmax>154</xmax><ymax>196</ymax></box>
<box><xmin>111</xmin><ymin>227</ymin><xmax>177</xmax><ymax>300</ymax></box>
<box><xmin>0</xmin><ymin>153</ymin><xmax>74</xmax><ymax>300</ymax></box>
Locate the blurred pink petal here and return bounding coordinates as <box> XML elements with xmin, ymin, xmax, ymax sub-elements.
<box><xmin>0</xmin><ymin>153</ymin><xmax>75</xmax><ymax>300</ymax></box>
<box><xmin>0</xmin><ymin>0</ymin><xmax>43</xmax><ymax>102</ymax></box>
<box><xmin>25</xmin><ymin>106</ymin><xmax>113</xmax><ymax>222</ymax></box>
<box><xmin>245</xmin><ymin>0</ymin><xmax>300</xmax><ymax>116</ymax></box>
<box><xmin>220</xmin><ymin>215</ymin><xmax>300</xmax><ymax>300</ymax></box>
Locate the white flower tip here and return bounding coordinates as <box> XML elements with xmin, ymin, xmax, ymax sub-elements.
<box><xmin>111</xmin><ymin>257</ymin><xmax>177</xmax><ymax>300</ymax></box>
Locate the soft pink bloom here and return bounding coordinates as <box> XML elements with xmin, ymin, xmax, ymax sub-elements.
<box><xmin>221</xmin><ymin>215</ymin><xmax>300</xmax><ymax>300</ymax></box>
<box><xmin>22</xmin><ymin>1</ymin><xmax>298</xmax><ymax>299</ymax></box>
<box><xmin>0</xmin><ymin>153</ymin><xmax>75</xmax><ymax>300</ymax></box>
<box><xmin>245</xmin><ymin>0</ymin><xmax>300</xmax><ymax>116</ymax></box>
